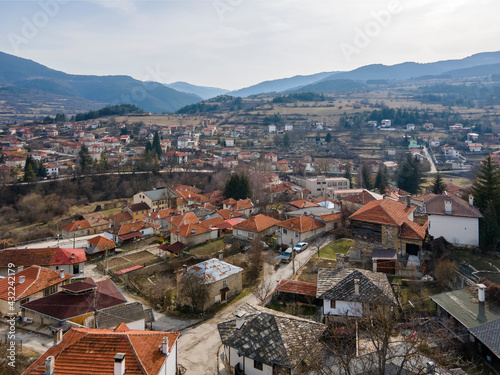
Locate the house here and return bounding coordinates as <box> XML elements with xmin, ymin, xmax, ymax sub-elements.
<box><xmin>23</xmin><ymin>323</ymin><xmax>179</xmax><ymax>375</ymax></box>
<box><xmin>145</xmin><ymin>208</ymin><xmax>179</xmax><ymax>228</ymax></box>
<box><xmin>232</xmin><ymin>214</ymin><xmax>280</xmax><ymax>241</ymax></box>
<box><xmin>86</xmin><ymin>235</ymin><xmax>116</xmax><ymax>260</ymax></box>
<box><xmin>264</xmin><ymin>153</ymin><xmax>278</xmax><ymax>163</ymax></box>
<box><xmin>168</xmin><ymin>222</ymin><xmax>217</xmax><ymax>247</ymax></box>
<box><xmin>316</xmin><ymin>268</ymin><xmax>397</xmax><ymax>320</ymax></box>
<box><xmin>287</xmin><ymin>199</ymin><xmax>320</xmax><ymax>211</ymax></box>
<box><xmin>349</xmin><ymin>198</ymin><xmax>427</xmax><ymax>257</ymax></box>
<box><xmin>268</xmin><ymin>124</ymin><xmax>276</xmax><ymax>133</ymax></box>
<box><xmin>420</xmin><ymin>194</ymin><xmax>482</xmax><ymax>247</ymax></box>
<box><xmin>165</xmin><ymin>211</ymin><xmax>199</xmax><ymax>230</ymax></box>
<box><xmin>290</xmin><ymin>176</ymin><xmax>350</xmax><ymax>199</ymax></box>
<box><xmin>218</xmin><ymin>303</ymin><xmax>326</xmax><ymax>375</ymax></box>
<box><xmin>45</xmin><ymin>163</ymin><xmax>58</xmax><ymax>177</ymax></box>
<box><xmin>61</xmin><ymin>212</ymin><xmax>110</xmax><ymax>238</ymax></box>
<box><xmin>277</xmin><ymin>215</ymin><xmax>326</xmax><ymax>246</ymax></box>
<box><xmin>0</xmin><ymin>266</ymin><xmax>72</xmax><ymax>316</ymax></box>
<box><xmin>222</xmin><ymin>198</ymin><xmax>254</xmax><ymax>217</ymax></box>
<box><xmin>21</xmin><ymin>278</ymin><xmax>127</xmax><ymax>328</ymax></box>
<box><xmin>0</xmin><ymin>247</ymin><xmax>86</xmax><ymax>278</ymax></box>
<box><xmin>423</xmin><ymin>122</ymin><xmax>434</xmax><ymax>130</ymax></box>
<box><xmin>177</xmin><ymin>258</ymin><xmax>243</xmax><ymax>310</ymax></box>
<box><xmin>381</xmin><ymin>119</ymin><xmax>392</xmax><ymax>127</ymax></box>
<box><xmin>225</xmin><ymin>138</ymin><xmax>235</xmax><ymax>147</ymax></box>
<box><xmin>214</xmin><ymin>209</ymin><xmax>244</xmax><ymax>220</ymax></box>
<box><xmin>134</xmin><ymin>188</ymin><xmax>178</xmax><ymax>212</ymax></box>
<box><xmin>108</xmin><ymin>211</ymin><xmax>133</xmax><ymax>228</ymax></box>
<box><xmin>114</xmin><ymin>221</ymin><xmax>154</xmax><ymax>243</ymax></box>
<box><xmin>317</xmin><ymin>213</ymin><xmax>343</xmax><ymax>232</ymax></box>
<box><xmin>431</xmin><ymin>285</ymin><xmax>500</xmax><ymax>369</ymax></box>
<box><xmin>468</xmin><ymin>143</ymin><xmax>483</xmax><ymax>152</ymax></box>
<box><xmin>162</xmin><ymin>150</ymin><xmax>188</xmax><ymax>164</ymax></box>
<box><xmin>125</xmin><ymin>202</ymin><xmax>151</xmax><ymax>221</ymax></box>
<box><xmin>96</xmin><ymin>302</ymin><xmax>150</xmax><ymax>330</ymax></box>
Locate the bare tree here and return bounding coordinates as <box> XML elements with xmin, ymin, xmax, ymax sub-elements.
<box><xmin>252</xmin><ymin>279</ymin><xmax>276</xmax><ymax>304</ymax></box>
<box><xmin>178</xmin><ymin>271</ymin><xmax>210</xmax><ymax>313</ymax></box>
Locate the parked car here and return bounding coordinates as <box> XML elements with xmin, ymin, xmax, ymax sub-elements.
<box><xmin>293</xmin><ymin>242</ymin><xmax>308</xmax><ymax>253</ymax></box>
<box><xmin>281</xmin><ymin>249</ymin><xmax>293</xmax><ymax>263</ymax></box>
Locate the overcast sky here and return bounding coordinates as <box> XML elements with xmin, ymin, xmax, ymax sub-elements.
<box><xmin>1</xmin><ymin>0</ymin><xmax>499</xmax><ymax>90</ymax></box>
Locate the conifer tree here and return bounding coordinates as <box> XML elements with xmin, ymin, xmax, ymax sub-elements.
<box><xmin>431</xmin><ymin>172</ymin><xmax>446</xmax><ymax>195</ymax></box>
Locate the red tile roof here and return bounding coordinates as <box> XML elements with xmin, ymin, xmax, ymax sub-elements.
<box><xmin>341</xmin><ymin>191</ymin><xmax>378</xmax><ymax>205</ymax></box>
<box><xmin>61</xmin><ymin>219</ymin><xmax>91</xmax><ymax>232</ymax></box>
<box><xmin>233</xmin><ymin>198</ymin><xmax>253</xmax><ymax>211</ymax></box>
<box><xmin>24</xmin><ymin>324</ymin><xmax>180</xmax><ymax>375</ymax></box>
<box><xmin>289</xmin><ymin>199</ymin><xmax>320</xmax><ymax>209</ymax></box>
<box><xmin>88</xmin><ymin>236</ymin><xmax>116</xmax><ymax>252</ymax></box>
<box><xmin>318</xmin><ymin>213</ymin><xmax>342</xmax><ymax>222</ymax></box>
<box><xmin>0</xmin><ymin>247</ymin><xmax>86</xmax><ymax>267</ymax></box>
<box><xmin>199</xmin><ymin>216</ymin><xmax>226</xmax><ymax>229</ymax></box>
<box><xmin>233</xmin><ymin>214</ymin><xmax>280</xmax><ymax>233</ymax></box>
<box><xmin>168</xmin><ymin>223</ymin><xmax>210</xmax><ymax>238</ymax></box>
<box><xmin>400</xmin><ymin>220</ymin><xmax>427</xmax><ymax>240</ymax></box>
<box><xmin>278</xmin><ymin>215</ymin><xmax>325</xmax><ymax>232</ymax></box>
<box><xmin>118</xmin><ymin>221</ymin><xmax>148</xmax><ymax>236</ymax></box>
<box><xmin>349</xmin><ymin>199</ymin><xmax>415</xmax><ymax>226</ymax></box>
<box><xmin>167</xmin><ymin>212</ymin><xmax>199</xmax><ymax>227</ymax></box>
<box><xmin>159</xmin><ymin>241</ymin><xmax>187</xmax><ymax>254</ymax></box>
<box><xmin>217</xmin><ymin>209</ymin><xmax>243</xmax><ymax>220</ymax></box>
<box><xmin>0</xmin><ymin>266</ymin><xmax>72</xmax><ymax>301</ymax></box>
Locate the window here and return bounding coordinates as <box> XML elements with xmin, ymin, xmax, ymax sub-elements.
<box><xmin>254</xmin><ymin>360</ymin><xmax>263</xmax><ymax>371</ymax></box>
<box><xmin>223</xmin><ymin>280</ymin><xmax>227</xmax><ymax>288</ymax></box>
<box><xmin>295</xmin><ymin>232</ymin><xmax>299</xmax><ymax>238</ymax></box>
<box><xmin>44</xmin><ymin>285</ymin><xmax>57</xmax><ymax>297</ymax></box>
<box><xmin>20</xmin><ymin>298</ymin><xmax>29</xmax><ymax>305</ymax></box>
<box><xmin>73</xmin><ymin>264</ymin><xmax>79</xmax><ymax>274</ymax></box>
<box><xmin>283</xmin><ymin>229</ymin><xmax>287</xmax><ymax>234</ymax></box>
<box><xmin>330</xmin><ymin>300</ymin><xmax>336</xmax><ymax>309</ymax></box>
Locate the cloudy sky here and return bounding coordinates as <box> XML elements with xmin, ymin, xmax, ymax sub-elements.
<box><xmin>1</xmin><ymin>0</ymin><xmax>499</xmax><ymax>90</ymax></box>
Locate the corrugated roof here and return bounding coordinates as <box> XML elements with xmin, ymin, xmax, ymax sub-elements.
<box><xmin>183</xmin><ymin>258</ymin><xmax>243</xmax><ymax>284</ymax></box>
<box><xmin>0</xmin><ymin>247</ymin><xmax>86</xmax><ymax>267</ymax></box>
<box><xmin>276</xmin><ymin>279</ymin><xmax>317</xmax><ymax>297</ymax></box>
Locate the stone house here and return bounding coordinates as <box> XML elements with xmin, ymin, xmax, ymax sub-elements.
<box><xmin>349</xmin><ymin>198</ymin><xmax>427</xmax><ymax>258</ymax></box>
<box><xmin>177</xmin><ymin>259</ymin><xmax>243</xmax><ymax>311</ymax></box>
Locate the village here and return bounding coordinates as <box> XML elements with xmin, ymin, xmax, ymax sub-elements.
<box><xmin>1</xmin><ymin>103</ymin><xmax>500</xmax><ymax>375</ymax></box>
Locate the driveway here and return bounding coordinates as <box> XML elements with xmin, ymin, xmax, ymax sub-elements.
<box><xmin>177</xmin><ymin>236</ymin><xmax>333</xmax><ymax>375</ymax></box>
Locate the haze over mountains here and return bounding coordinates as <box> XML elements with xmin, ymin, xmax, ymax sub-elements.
<box><xmin>1</xmin><ymin>50</ymin><xmax>500</xmax><ymax>120</ymax></box>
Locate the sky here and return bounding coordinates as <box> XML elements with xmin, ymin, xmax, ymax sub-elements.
<box><xmin>0</xmin><ymin>0</ymin><xmax>499</xmax><ymax>90</ymax></box>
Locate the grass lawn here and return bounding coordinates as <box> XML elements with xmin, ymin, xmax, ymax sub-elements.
<box><xmin>188</xmin><ymin>238</ymin><xmax>226</xmax><ymax>258</ymax></box>
<box><xmin>317</xmin><ymin>239</ymin><xmax>352</xmax><ymax>259</ymax></box>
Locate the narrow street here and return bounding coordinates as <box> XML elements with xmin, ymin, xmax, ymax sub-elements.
<box><xmin>176</xmin><ymin>236</ymin><xmax>333</xmax><ymax>375</ymax></box>
<box><xmin>423</xmin><ymin>146</ymin><xmax>437</xmax><ymax>173</ymax></box>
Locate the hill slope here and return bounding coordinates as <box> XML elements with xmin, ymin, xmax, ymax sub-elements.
<box><xmin>165</xmin><ymin>81</ymin><xmax>228</xmax><ymax>100</ymax></box>
<box><xmin>0</xmin><ymin>51</ymin><xmax>202</xmax><ymax>114</ymax></box>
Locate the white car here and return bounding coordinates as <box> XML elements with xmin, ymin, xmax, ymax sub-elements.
<box><xmin>293</xmin><ymin>242</ymin><xmax>308</xmax><ymax>253</ymax></box>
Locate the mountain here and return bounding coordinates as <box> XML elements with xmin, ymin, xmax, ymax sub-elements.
<box><xmin>316</xmin><ymin>51</ymin><xmax>500</xmax><ymax>83</ymax></box>
<box><xmin>227</xmin><ymin>72</ymin><xmax>336</xmax><ymax>97</ymax></box>
<box><xmin>0</xmin><ymin>51</ymin><xmax>202</xmax><ymax>114</ymax></box>
<box><xmin>165</xmin><ymin>81</ymin><xmax>228</xmax><ymax>100</ymax></box>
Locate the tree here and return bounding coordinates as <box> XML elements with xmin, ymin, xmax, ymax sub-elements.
<box><xmin>178</xmin><ymin>271</ymin><xmax>210</xmax><ymax>313</ymax></box>
<box><xmin>471</xmin><ymin>155</ymin><xmax>500</xmax><ymax>214</ymax></box>
<box><xmin>23</xmin><ymin>155</ymin><xmax>37</xmax><ymax>182</ymax></box>
<box><xmin>36</xmin><ymin>160</ymin><xmax>47</xmax><ymax>178</ymax></box>
<box><xmin>224</xmin><ymin>173</ymin><xmax>252</xmax><ymax>200</ymax></box>
<box><xmin>152</xmin><ymin>131</ymin><xmax>162</xmax><ymax>157</ymax></box>
<box><xmin>431</xmin><ymin>172</ymin><xmax>446</xmax><ymax>194</ymax></box>
<box><xmin>325</xmin><ymin>132</ymin><xmax>332</xmax><ymax>143</ymax></box>
<box><xmin>360</xmin><ymin>162</ymin><xmax>373</xmax><ymax>190</ymax></box>
<box><xmin>343</xmin><ymin>165</ymin><xmax>353</xmax><ymax>187</ymax></box>
<box><xmin>78</xmin><ymin>144</ymin><xmax>92</xmax><ymax>173</ymax></box>
<box><xmin>374</xmin><ymin>165</ymin><xmax>389</xmax><ymax>192</ymax></box>
<box><xmin>283</xmin><ymin>133</ymin><xmax>291</xmax><ymax>148</ymax></box>
<box><xmin>480</xmin><ymin>200</ymin><xmax>500</xmax><ymax>252</ymax></box>
<box><xmin>97</xmin><ymin>152</ymin><xmax>109</xmax><ymax>172</ymax></box>
<box><xmin>395</xmin><ymin>153</ymin><xmax>424</xmax><ymax>194</ymax></box>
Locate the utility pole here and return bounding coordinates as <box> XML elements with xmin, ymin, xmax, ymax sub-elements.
<box><xmin>73</xmin><ymin>233</ymin><xmax>75</xmax><ymax>249</ymax></box>
<box><xmin>105</xmin><ymin>245</ymin><xmax>109</xmax><ymax>273</ymax></box>
<box><xmin>291</xmin><ymin>239</ymin><xmax>295</xmax><ymax>276</ymax></box>
<box><xmin>93</xmin><ymin>287</ymin><xmax>98</xmax><ymax>329</ymax></box>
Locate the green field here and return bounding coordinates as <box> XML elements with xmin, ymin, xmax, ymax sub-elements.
<box><xmin>317</xmin><ymin>239</ymin><xmax>351</xmax><ymax>259</ymax></box>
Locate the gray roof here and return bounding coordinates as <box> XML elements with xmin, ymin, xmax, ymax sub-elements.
<box><xmin>143</xmin><ymin>188</ymin><xmax>177</xmax><ymax>202</ymax></box>
<box><xmin>285</xmin><ymin>206</ymin><xmax>338</xmax><ymax>218</ymax></box>
<box><xmin>469</xmin><ymin>318</ymin><xmax>500</xmax><ymax>360</ymax></box>
<box><xmin>430</xmin><ymin>288</ymin><xmax>500</xmax><ymax>329</ymax></box>
<box><xmin>316</xmin><ymin>268</ymin><xmax>397</xmax><ymax>306</ymax></box>
<box><xmin>96</xmin><ymin>302</ymin><xmax>145</xmax><ymax>329</ymax></box>
<box><xmin>217</xmin><ymin>304</ymin><xmax>326</xmax><ymax>368</ymax></box>
<box><xmin>423</xmin><ymin>194</ymin><xmax>482</xmax><ymax>218</ymax></box>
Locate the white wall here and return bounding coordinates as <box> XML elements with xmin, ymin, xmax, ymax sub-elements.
<box><xmin>322</xmin><ymin>299</ymin><xmax>362</xmax><ymax>317</ymax></box>
<box><xmin>158</xmin><ymin>340</ymin><xmax>177</xmax><ymax>375</ymax></box>
<box><xmin>225</xmin><ymin>346</ymin><xmax>272</xmax><ymax>375</ymax></box>
<box><xmin>428</xmin><ymin>215</ymin><xmax>479</xmax><ymax>246</ymax></box>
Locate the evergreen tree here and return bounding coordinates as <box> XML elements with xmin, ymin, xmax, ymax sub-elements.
<box><xmin>145</xmin><ymin>141</ymin><xmax>153</xmax><ymax>154</ymax></box>
<box><xmin>36</xmin><ymin>161</ymin><xmax>47</xmax><ymax>178</ymax></box>
<box><xmin>325</xmin><ymin>132</ymin><xmax>332</xmax><ymax>143</ymax></box>
<box><xmin>78</xmin><ymin>144</ymin><xmax>92</xmax><ymax>173</ymax></box>
<box><xmin>360</xmin><ymin>162</ymin><xmax>373</xmax><ymax>190</ymax></box>
<box><xmin>152</xmin><ymin>131</ymin><xmax>162</xmax><ymax>157</ymax></box>
<box><xmin>395</xmin><ymin>153</ymin><xmax>424</xmax><ymax>194</ymax></box>
<box><xmin>471</xmin><ymin>155</ymin><xmax>500</xmax><ymax>214</ymax></box>
<box><xmin>98</xmin><ymin>152</ymin><xmax>109</xmax><ymax>172</ymax></box>
<box><xmin>283</xmin><ymin>133</ymin><xmax>290</xmax><ymax>148</ymax></box>
<box><xmin>480</xmin><ymin>200</ymin><xmax>500</xmax><ymax>251</ymax></box>
<box><xmin>343</xmin><ymin>165</ymin><xmax>353</xmax><ymax>187</ymax></box>
<box><xmin>224</xmin><ymin>173</ymin><xmax>252</xmax><ymax>200</ymax></box>
<box><xmin>23</xmin><ymin>155</ymin><xmax>37</xmax><ymax>182</ymax></box>
<box><xmin>379</xmin><ymin>179</ymin><xmax>387</xmax><ymax>195</ymax></box>
<box><xmin>431</xmin><ymin>172</ymin><xmax>446</xmax><ymax>194</ymax></box>
<box><xmin>374</xmin><ymin>165</ymin><xmax>389</xmax><ymax>191</ymax></box>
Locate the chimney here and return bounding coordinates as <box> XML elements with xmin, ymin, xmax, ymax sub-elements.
<box><xmin>184</xmin><ymin>219</ymin><xmax>186</xmax><ymax>225</ymax></box>
<box><xmin>71</xmin><ymin>253</ymin><xmax>75</xmax><ymax>260</ymax></box>
<box><xmin>59</xmin><ymin>269</ymin><xmax>65</xmax><ymax>279</ymax></box>
<box><xmin>406</xmin><ymin>195</ymin><xmax>411</xmax><ymax>208</ymax></box>
<box><xmin>235</xmin><ymin>311</ymin><xmax>246</xmax><ymax>329</ymax></box>
<box><xmin>54</xmin><ymin>329</ymin><xmax>63</xmax><ymax>345</ymax></box>
<box><xmin>17</xmin><ymin>266</ymin><xmax>24</xmax><ymax>273</ymax></box>
<box><xmin>114</xmin><ymin>353</ymin><xmax>126</xmax><ymax>375</ymax></box>
<box><xmin>444</xmin><ymin>200</ymin><xmax>452</xmax><ymax>214</ymax></box>
<box><xmin>161</xmin><ymin>336</ymin><xmax>170</xmax><ymax>355</ymax></box>
<box><xmin>303</xmin><ymin>201</ymin><xmax>306</xmax><ymax>208</ymax></box>
<box><xmin>219</xmin><ymin>250</ymin><xmax>224</xmax><ymax>260</ymax></box>
<box><xmin>469</xmin><ymin>195</ymin><xmax>474</xmax><ymax>206</ymax></box>
<box><xmin>354</xmin><ymin>279</ymin><xmax>360</xmax><ymax>296</ymax></box>
<box><xmin>44</xmin><ymin>356</ymin><xmax>55</xmax><ymax>375</ymax></box>
<box><xmin>477</xmin><ymin>284</ymin><xmax>486</xmax><ymax>303</ymax></box>
<box><xmin>19</xmin><ymin>275</ymin><xmax>25</xmax><ymax>284</ymax></box>
<box><xmin>191</xmin><ymin>228</ymin><xmax>196</xmax><ymax>234</ymax></box>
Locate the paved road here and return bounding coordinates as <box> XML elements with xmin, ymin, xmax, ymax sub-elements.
<box><xmin>177</xmin><ymin>236</ymin><xmax>333</xmax><ymax>375</ymax></box>
<box><xmin>423</xmin><ymin>146</ymin><xmax>437</xmax><ymax>174</ymax></box>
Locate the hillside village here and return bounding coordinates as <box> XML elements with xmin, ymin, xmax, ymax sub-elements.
<box><xmin>2</xmin><ymin>111</ymin><xmax>500</xmax><ymax>374</ymax></box>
